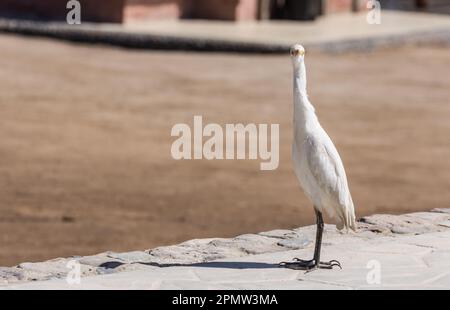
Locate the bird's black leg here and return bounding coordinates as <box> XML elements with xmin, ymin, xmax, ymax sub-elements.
<box><xmin>279</xmin><ymin>209</ymin><xmax>342</xmax><ymax>271</ymax></box>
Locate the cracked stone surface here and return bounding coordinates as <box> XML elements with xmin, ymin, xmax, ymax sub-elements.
<box><xmin>1</xmin><ymin>209</ymin><xmax>450</xmax><ymax>289</ymax></box>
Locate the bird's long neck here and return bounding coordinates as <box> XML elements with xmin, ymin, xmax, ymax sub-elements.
<box><xmin>293</xmin><ymin>61</ymin><xmax>318</xmax><ymax>134</ymax></box>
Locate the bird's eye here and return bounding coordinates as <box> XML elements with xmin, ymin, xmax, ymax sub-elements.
<box><xmin>290</xmin><ymin>49</ymin><xmax>304</xmax><ymax>56</ymax></box>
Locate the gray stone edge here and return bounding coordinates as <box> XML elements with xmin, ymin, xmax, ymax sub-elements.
<box><xmin>0</xmin><ymin>18</ymin><xmax>449</xmax><ymax>53</ymax></box>
<box><xmin>1</xmin><ymin>208</ymin><xmax>449</xmax><ymax>286</ymax></box>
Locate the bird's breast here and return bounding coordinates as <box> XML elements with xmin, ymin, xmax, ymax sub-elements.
<box><xmin>292</xmin><ymin>140</ymin><xmax>317</xmax><ymax>200</ymax></box>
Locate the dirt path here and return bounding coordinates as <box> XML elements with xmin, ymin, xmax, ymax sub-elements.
<box><xmin>0</xmin><ymin>34</ymin><xmax>449</xmax><ymax>266</ymax></box>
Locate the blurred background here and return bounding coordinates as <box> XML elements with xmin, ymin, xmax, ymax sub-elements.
<box><xmin>1</xmin><ymin>0</ymin><xmax>450</xmax><ymax>22</ymax></box>
<box><xmin>0</xmin><ymin>0</ymin><xmax>449</xmax><ymax>266</ymax></box>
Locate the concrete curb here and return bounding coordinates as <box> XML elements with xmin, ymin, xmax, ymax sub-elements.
<box><xmin>0</xmin><ymin>209</ymin><xmax>450</xmax><ymax>290</ymax></box>
<box><xmin>1</xmin><ymin>209</ymin><xmax>450</xmax><ymax>289</ymax></box>
<box><xmin>1</xmin><ymin>18</ymin><xmax>450</xmax><ymax>54</ymax></box>
<box><xmin>0</xmin><ymin>19</ymin><xmax>288</xmax><ymax>54</ymax></box>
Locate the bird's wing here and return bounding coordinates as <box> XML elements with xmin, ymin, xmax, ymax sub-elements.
<box><xmin>305</xmin><ymin>133</ymin><xmax>356</xmax><ymax>230</ymax></box>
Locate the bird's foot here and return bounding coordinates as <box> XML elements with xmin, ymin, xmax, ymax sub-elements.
<box><xmin>317</xmin><ymin>259</ymin><xmax>342</xmax><ymax>269</ymax></box>
<box><xmin>279</xmin><ymin>258</ymin><xmax>316</xmax><ymax>271</ymax></box>
<box><xmin>279</xmin><ymin>258</ymin><xmax>341</xmax><ymax>271</ymax></box>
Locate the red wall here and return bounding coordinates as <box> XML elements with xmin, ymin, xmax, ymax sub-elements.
<box><xmin>125</xmin><ymin>0</ymin><xmax>183</xmax><ymax>20</ymax></box>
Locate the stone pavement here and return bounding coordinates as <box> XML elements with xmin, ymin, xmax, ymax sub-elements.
<box><xmin>1</xmin><ymin>11</ymin><xmax>450</xmax><ymax>52</ymax></box>
<box><xmin>1</xmin><ymin>209</ymin><xmax>450</xmax><ymax>289</ymax></box>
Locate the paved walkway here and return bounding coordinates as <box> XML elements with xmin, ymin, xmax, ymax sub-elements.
<box><xmin>2</xmin><ymin>209</ymin><xmax>450</xmax><ymax>289</ymax></box>
<box><xmin>1</xmin><ymin>11</ymin><xmax>449</xmax><ymax>52</ymax></box>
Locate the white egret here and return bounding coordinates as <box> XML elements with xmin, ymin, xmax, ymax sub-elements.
<box><xmin>280</xmin><ymin>44</ymin><xmax>356</xmax><ymax>271</ymax></box>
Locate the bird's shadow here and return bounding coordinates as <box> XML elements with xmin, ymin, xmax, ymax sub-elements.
<box><xmin>99</xmin><ymin>261</ymin><xmax>279</xmax><ymax>270</ymax></box>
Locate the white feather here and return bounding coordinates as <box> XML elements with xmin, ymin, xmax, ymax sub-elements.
<box><xmin>291</xmin><ymin>44</ymin><xmax>356</xmax><ymax>231</ymax></box>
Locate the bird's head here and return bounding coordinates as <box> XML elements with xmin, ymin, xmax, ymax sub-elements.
<box><xmin>290</xmin><ymin>44</ymin><xmax>305</xmax><ymax>65</ymax></box>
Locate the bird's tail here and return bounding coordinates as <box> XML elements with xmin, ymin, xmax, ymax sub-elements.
<box><xmin>336</xmin><ymin>197</ymin><xmax>356</xmax><ymax>232</ymax></box>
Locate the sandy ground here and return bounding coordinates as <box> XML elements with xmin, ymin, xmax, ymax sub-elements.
<box><xmin>0</xmin><ymin>34</ymin><xmax>449</xmax><ymax>266</ymax></box>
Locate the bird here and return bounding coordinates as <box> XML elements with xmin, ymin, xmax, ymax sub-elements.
<box><xmin>280</xmin><ymin>44</ymin><xmax>356</xmax><ymax>271</ymax></box>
